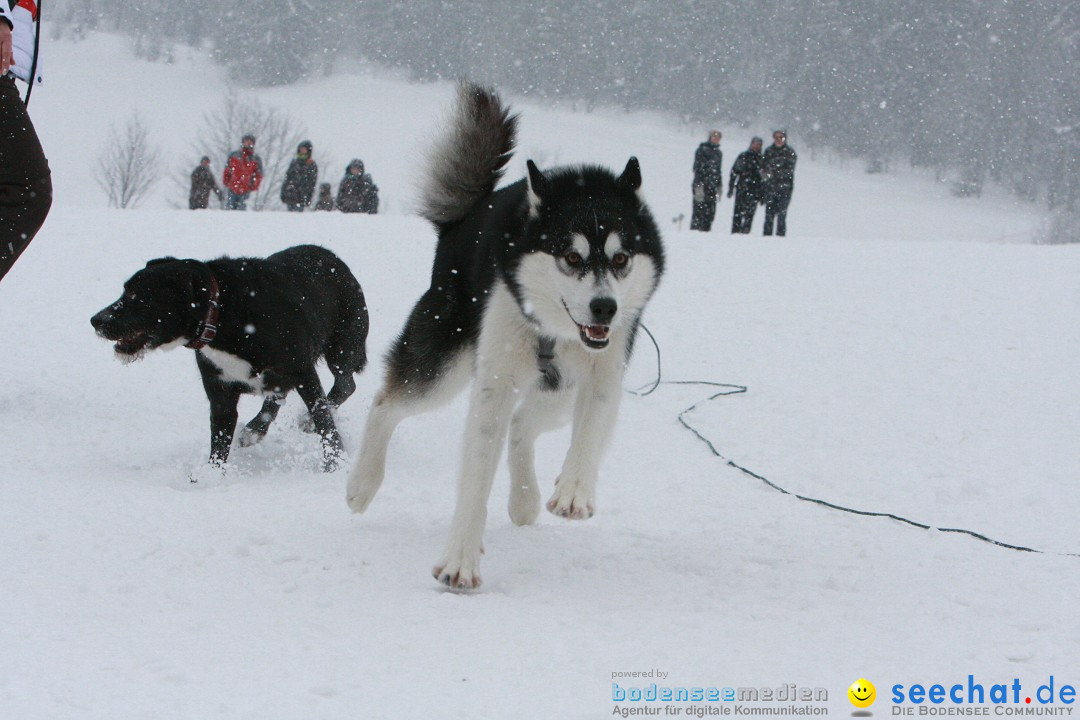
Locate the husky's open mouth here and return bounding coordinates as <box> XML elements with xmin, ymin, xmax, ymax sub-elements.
<box><xmin>577</xmin><ymin>323</ymin><xmax>610</xmax><ymax>349</ymax></box>
<box><xmin>564</xmin><ymin>302</ymin><xmax>611</xmax><ymax>349</ymax></box>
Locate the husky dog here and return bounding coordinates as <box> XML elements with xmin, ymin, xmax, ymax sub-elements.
<box><xmin>91</xmin><ymin>245</ymin><xmax>368</xmax><ymax>472</ymax></box>
<box><xmin>345</xmin><ymin>83</ymin><xmax>664</xmax><ymax>588</ymax></box>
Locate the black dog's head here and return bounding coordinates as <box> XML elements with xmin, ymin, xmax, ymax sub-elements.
<box><xmin>91</xmin><ymin>257</ymin><xmax>212</xmax><ymax>362</ymax></box>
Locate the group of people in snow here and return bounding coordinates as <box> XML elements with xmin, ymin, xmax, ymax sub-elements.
<box><xmin>189</xmin><ymin>136</ymin><xmax>380</xmax><ymax>214</ymax></box>
<box><xmin>691</xmin><ymin>129</ymin><xmax>797</xmax><ymax>236</ymax></box>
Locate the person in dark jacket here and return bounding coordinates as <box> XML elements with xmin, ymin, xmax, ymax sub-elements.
<box><xmin>336</xmin><ymin>159</ymin><xmax>379</xmax><ymax>214</ymax></box>
<box><xmin>280</xmin><ymin>140</ymin><xmax>318</xmax><ymax>212</ymax></box>
<box><xmin>727</xmin><ymin>137</ymin><xmax>764</xmax><ymax>234</ymax></box>
<box><xmin>189</xmin><ymin>156</ymin><xmax>223</xmax><ymax>210</ymax></box>
<box><xmin>761</xmin><ymin>130</ymin><xmax>797</xmax><ymax>236</ymax></box>
<box><xmin>314</xmin><ymin>182</ymin><xmax>334</xmax><ymax>211</ymax></box>
<box><xmin>690</xmin><ymin>130</ymin><xmax>724</xmax><ymax>232</ymax></box>
<box><xmin>0</xmin><ymin>0</ymin><xmax>52</xmax><ymax>285</ymax></box>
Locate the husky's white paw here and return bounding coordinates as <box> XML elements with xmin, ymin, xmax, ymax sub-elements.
<box><xmin>433</xmin><ymin>544</ymin><xmax>483</xmax><ymax>590</ymax></box>
<box><xmin>345</xmin><ymin>467</ymin><xmax>382</xmax><ymax>513</ymax></box>
<box><xmin>546</xmin><ymin>476</ymin><xmax>595</xmax><ymax>519</ymax></box>
<box><xmin>508</xmin><ymin>481</ymin><xmax>541</xmax><ymax>526</ymax></box>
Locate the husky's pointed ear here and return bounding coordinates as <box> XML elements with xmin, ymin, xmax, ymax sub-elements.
<box><xmin>526</xmin><ymin>159</ymin><xmax>548</xmax><ymax>218</ymax></box>
<box><xmin>617</xmin><ymin>157</ymin><xmax>642</xmax><ymax>191</ymax></box>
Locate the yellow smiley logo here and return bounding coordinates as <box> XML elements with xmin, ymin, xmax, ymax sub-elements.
<box><xmin>848</xmin><ymin>678</ymin><xmax>876</xmax><ymax>708</ymax></box>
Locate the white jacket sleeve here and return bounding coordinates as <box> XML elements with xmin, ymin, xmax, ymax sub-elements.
<box><xmin>7</xmin><ymin>1</ymin><xmax>41</xmax><ymax>84</ymax></box>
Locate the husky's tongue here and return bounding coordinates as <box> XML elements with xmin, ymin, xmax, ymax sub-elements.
<box><xmin>585</xmin><ymin>325</ymin><xmax>609</xmax><ymax>341</ymax></box>
<box><xmin>578</xmin><ymin>323</ymin><xmax>611</xmax><ymax>349</ymax></box>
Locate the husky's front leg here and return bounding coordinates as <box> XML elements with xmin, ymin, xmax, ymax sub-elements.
<box><xmin>434</xmin><ymin>380</ymin><xmax>518</xmax><ymax>589</ymax></box>
<box><xmin>547</xmin><ymin>356</ymin><xmax>624</xmax><ymax>519</ymax></box>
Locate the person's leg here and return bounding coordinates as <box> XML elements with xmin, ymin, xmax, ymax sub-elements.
<box><xmin>763</xmin><ymin>197</ymin><xmax>776</xmax><ymax>236</ymax></box>
<box><xmin>702</xmin><ymin>195</ymin><xmax>716</xmax><ymax>231</ymax></box>
<box><xmin>690</xmin><ymin>198</ymin><xmax>707</xmax><ymax>230</ymax></box>
<box><xmin>733</xmin><ymin>193</ymin><xmax>753</xmax><ymax>233</ymax></box>
<box><xmin>776</xmin><ymin>193</ymin><xmax>791</xmax><ymax>236</ymax></box>
<box><xmin>742</xmin><ymin>196</ymin><xmax>758</xmax><ymax>233</ymax></box>
<box><xmin>0</xmin><ymin>77</ymin><xmax>52</xmax><ymax>284</ymax></box>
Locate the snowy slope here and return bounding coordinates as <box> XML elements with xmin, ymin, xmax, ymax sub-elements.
<box><xmin>1</xmin><ymin>34</ymin><xmax>1077</xmax><ymax>720</ymax></box>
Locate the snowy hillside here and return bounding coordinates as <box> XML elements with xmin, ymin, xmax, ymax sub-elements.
<box><xmin>1</xmin><ymin>34</ymin><xmax>1076</xmax><ymax>720</ymax></box>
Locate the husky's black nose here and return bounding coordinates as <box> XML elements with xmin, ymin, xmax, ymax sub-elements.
<box><xmin>590</xmin><ymin>296</ymin><xmax>617</xmax><ymax>325</ymax></box>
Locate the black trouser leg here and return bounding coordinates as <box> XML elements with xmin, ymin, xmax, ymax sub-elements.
<box><xmin>0</xmin><ymin>77</ymin><xmax>52</xmax><ymax>285</ymax></box>
<box><xmin>742</xmin><ymin>199</ymin><xmax>758</xmax><ymax>233</ymax></box>
<box><xmin>701</xmin><ymin>196</ymin><xmax>716</xmax><ymax>231</ymax></box>
<box><xmin>764</xmin><ymin>192</ymin><xmax>791</xmax><ymax>236</ymax></box>
<box><xmin>733</xmin><ymin>193</ymin><xmax>757</xmax><ymax>233</ymax></box>
<box><xmin>773</xmin><ymin>192</ymin><xmax>792</xmax><ymax>236</ymax></box>
<box><xmin>691</xmin><ymin>199</ymin><xmax>711</xmax><ymax>231</ymax></box>
<box><xmin>691</xmin><ymin>186</ymin><xmax>718</xmax><ymax>232</ymax></box>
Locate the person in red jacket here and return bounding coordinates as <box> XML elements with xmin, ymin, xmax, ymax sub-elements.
<box><xmin>222</xmin><ymin>134</ymin><xmax>263</xmax><ymax>210</ymax></box>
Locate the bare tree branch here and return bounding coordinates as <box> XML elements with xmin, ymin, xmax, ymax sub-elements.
<box><xmin>94</xmin><ymin>112</ymin><xmax>164</xmax><ymax>209</ymax></box>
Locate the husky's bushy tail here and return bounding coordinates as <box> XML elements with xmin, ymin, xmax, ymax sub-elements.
<box><xmin>420</xmin><ymin>82</ymin><xmax>518</xmax><ymax>225</ymax></box>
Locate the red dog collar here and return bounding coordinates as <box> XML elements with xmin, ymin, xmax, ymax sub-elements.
<box><xmin>185</xmin><ymin>274</ymin><xmax>220</xmax><ymax>350</ymax></box>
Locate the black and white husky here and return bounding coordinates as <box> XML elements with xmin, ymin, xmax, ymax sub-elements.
<box><xmin>345</xmin><ymin>83</ymin><xmax>665</xmax><ymax>588</ymax></box>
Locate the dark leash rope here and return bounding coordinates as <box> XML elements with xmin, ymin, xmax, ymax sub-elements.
<box><xmin>18</xmin><ymin>0</ymin><xmax>41</xmax><ymax>107</ymax></box>
<box><xmin>628</xmin><ymin>323</ymin><xmax>1080</xmax><ymax>559</ymax></box>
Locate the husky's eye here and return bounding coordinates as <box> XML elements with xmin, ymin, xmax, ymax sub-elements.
<box><xmin>612</xmin><ymin>252</ymin><xmax>629</xmax><ymax>268</ymax></box>
<box><xmin>564</xmin><ymin>251</ymin><xmax>583</xmax><ymax>267</ymax></box>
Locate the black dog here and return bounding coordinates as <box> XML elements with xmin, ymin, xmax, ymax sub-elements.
<box><xmin>91</xmin><ymin>244</ymin><xmax>368</xmax><ymax>472</ymax></box>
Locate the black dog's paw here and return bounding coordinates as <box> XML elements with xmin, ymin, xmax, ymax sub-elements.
<box><xmin>321</xmin><ymin>449</ymin><xmax>344</xmax><ymax>473</ymax></box>
<box><xmin>237</xmin><ymin>426</ymin><xmax>267</xmax><ymax>448</ymax></box>
<box><xmin>298</xmin><ymin>414</ymin><xmax>318</xmax><ymax>434</ymax></box>
<box><xmin>187</xmin><ymin>461</ymin><xmax>226</xmax><ymax>484</ymax></box>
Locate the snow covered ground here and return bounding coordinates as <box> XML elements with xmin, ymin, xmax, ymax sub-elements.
<box><xmin>1</xmin><ymin>33</ymin><xmax>1077</xmax><ymax>720</ymax></box>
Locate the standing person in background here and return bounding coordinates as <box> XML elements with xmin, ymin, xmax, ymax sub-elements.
<box><xmin>222</xmin><ymin>134</ymin><xmax>263</xmax><ymax>211</ymax></box>
<box><xmin>728</xmin><ymin>137</ymin><xmax>764</xmax><ymax>234</ymax></box>
<box><xmin>189</xmin><ymin>156</ymin><xmax>223</xmax><ymax>210</ymax></box>
<box><xmin>314</xmin><ymin>182</ymin><xmax>334</xmax><ymax>211</ymax></box>
<box><xmin>690</xmin><ymin>130</ymin><xmax>723</xmax><ymax>232</ymax></box>
<box><xmin>761</xmin><ymin>130</ymin><xmax>797</xmax><ymax>236</ymax></box>
<box><xmin>280</xmin><ymin>140</ymin><xmax>318</xmax><ymax>212</ymax></box>
<box><xmin>336</xmin><ymin>159</ymin><xmax>379</xmax><ymax>214</ymax></box>
<box><xmin>0</xmin><ymin>0</ymin><xmax>51</xmax><ymax>285</ymax></box>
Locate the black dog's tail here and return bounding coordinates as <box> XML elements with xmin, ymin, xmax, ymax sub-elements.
<box><xmin>420</xmin><ymin>82</ymin><xmax>518</xmax><ymax>226</ymax></box>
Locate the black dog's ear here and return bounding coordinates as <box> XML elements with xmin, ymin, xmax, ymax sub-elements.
<box><xmin>526</xmin><ymin>159</ymin><xmax>549</xmax><ymax>218</ymax></box>
<box><xmin>616</xmin><ymin>157</ymin><xmax>642</xmax><ymax>192</ymax></box>
<box><xmin>145</xmin><ymin>256</ymin><xmax>179</xmax><ymax>268</ymax></box>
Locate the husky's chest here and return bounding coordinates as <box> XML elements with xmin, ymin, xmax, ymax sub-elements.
<box><xmin>198</xmin><ymin>347</ymin><xmax>267</xmax><ymax>393</ymax></box>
